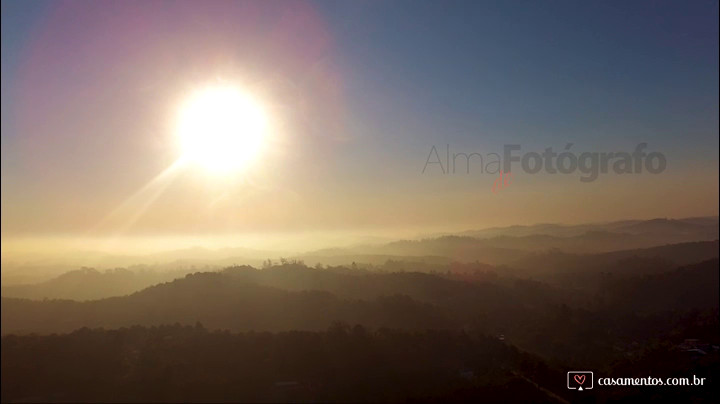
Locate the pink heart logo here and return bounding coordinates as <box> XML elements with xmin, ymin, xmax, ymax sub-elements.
<box><xmin>574</xmin><ymin>374</ymin><xmax>586</xmax><ymax>385</ymax></box>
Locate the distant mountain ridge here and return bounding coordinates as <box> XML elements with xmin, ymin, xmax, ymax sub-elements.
<box><xmin>3</xmin><ymin>240</ymin><xmax>717</xmax><ymax>301</ymax></box>
<box><xmin>3</xmin><ymin>256</ymin><xmax>717</xmax><ymax>370</ymax></box>
<box><xmin>459</xmin><ymin>216</ymin><xmax>718</xmax><ymax>239</ymax></box>
<box><xmin>0</xmin><ymin>268</ymin><xmax>189</xmax><ymax>301</ymax></box>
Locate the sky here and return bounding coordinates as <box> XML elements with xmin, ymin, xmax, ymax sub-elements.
<box><xmin>1</xmin><ymin>0</ymin><xmax>718</xmax><ymax>253</ymax></box>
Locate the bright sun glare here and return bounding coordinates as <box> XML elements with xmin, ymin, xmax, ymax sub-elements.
<box><xmin>177</xmin><ymin>85</ymin><xmax>268</xmax><ymax>174</ymax></box>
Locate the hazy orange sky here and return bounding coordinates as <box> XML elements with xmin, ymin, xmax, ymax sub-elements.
<box><xmin>2</xmin><ymin>1</ymin><xmax>718</xmax><ymax>250</ymax></box>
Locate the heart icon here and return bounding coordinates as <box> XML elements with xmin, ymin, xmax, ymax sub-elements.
<box><xmin>574</xmin><ymin>374</ymin><xmax>586</xmax><ymax>385</ymax></box>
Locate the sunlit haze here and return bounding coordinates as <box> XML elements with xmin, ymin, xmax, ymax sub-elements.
<box><xmin>2</xmin><ymin>1</ymin><xmax>718</xmax><ymax>261</ymax></box>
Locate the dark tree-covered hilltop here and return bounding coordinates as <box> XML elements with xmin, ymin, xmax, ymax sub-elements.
<box><xmin>1</xmin><ymin>325</ymin><xmax>557</xmax><ymax>403</ymax></box>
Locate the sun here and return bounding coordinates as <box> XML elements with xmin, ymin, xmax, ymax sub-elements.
<box><xmin>176</xmin><ymin>85</ymin><xmax>269</xmax><ymax>174</ymax></box>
